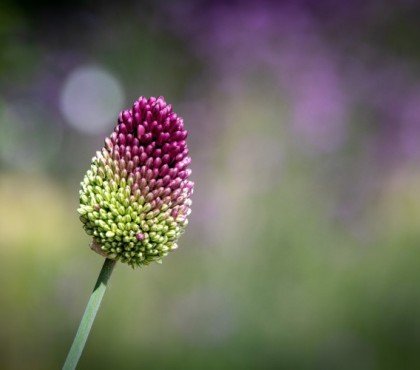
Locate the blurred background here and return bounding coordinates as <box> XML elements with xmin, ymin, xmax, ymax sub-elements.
<box><xmin>1</xmin><ymin>0</ymin><xmax>420</xmax><ymax>369</ymax></box>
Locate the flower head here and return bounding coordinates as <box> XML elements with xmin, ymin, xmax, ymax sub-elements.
<box><xmin>78</xmin><ymin>96</ymin><xmax>193</xmax><ymax>267</ymax></box>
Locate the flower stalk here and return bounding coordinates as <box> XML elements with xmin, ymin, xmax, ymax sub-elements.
<box><xmin>62</xmin><ymin>258</ymin><xmax>116</xmax><ymax>370</ymax></box>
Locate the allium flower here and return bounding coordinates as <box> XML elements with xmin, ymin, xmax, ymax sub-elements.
<box><xmin>78</xmin><ymin>96</ymin><xmax>193</xmax><ymax>267</ymax></box>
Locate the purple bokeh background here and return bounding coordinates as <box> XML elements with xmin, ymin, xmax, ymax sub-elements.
<box><xmin>1</xmin><ymin>1</ymin><xmax>420</xmax><ymax>369</ymax></box>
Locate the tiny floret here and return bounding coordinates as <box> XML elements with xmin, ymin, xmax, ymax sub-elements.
<box><xmin>78</xmin><ymin>96</ymin><xmax>193</xmax><ymax>267</ymax></box>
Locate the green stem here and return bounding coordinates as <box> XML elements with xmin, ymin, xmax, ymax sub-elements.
<box><xmin>63</xmin><ymin>258</ymin><xmax>116</xmax><ymax>370</ymax></box>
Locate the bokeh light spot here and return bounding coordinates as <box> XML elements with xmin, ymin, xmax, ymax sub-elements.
<box><xmin>60</xmin><ymin>65</ymin><xmax>124</xmax><ymax>134</ymax></box>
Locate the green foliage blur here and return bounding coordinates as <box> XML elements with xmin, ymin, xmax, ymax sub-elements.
<box><xmin>1</xmin><ymin>1</ymin><xmax>420</xmax><ymax>369</ymax></box>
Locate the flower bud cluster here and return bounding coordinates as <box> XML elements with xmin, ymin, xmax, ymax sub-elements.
<box><xmin>78</xmin><ymin>96</ymin><xmax>193</xmax><ymax>267</ymax></box>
